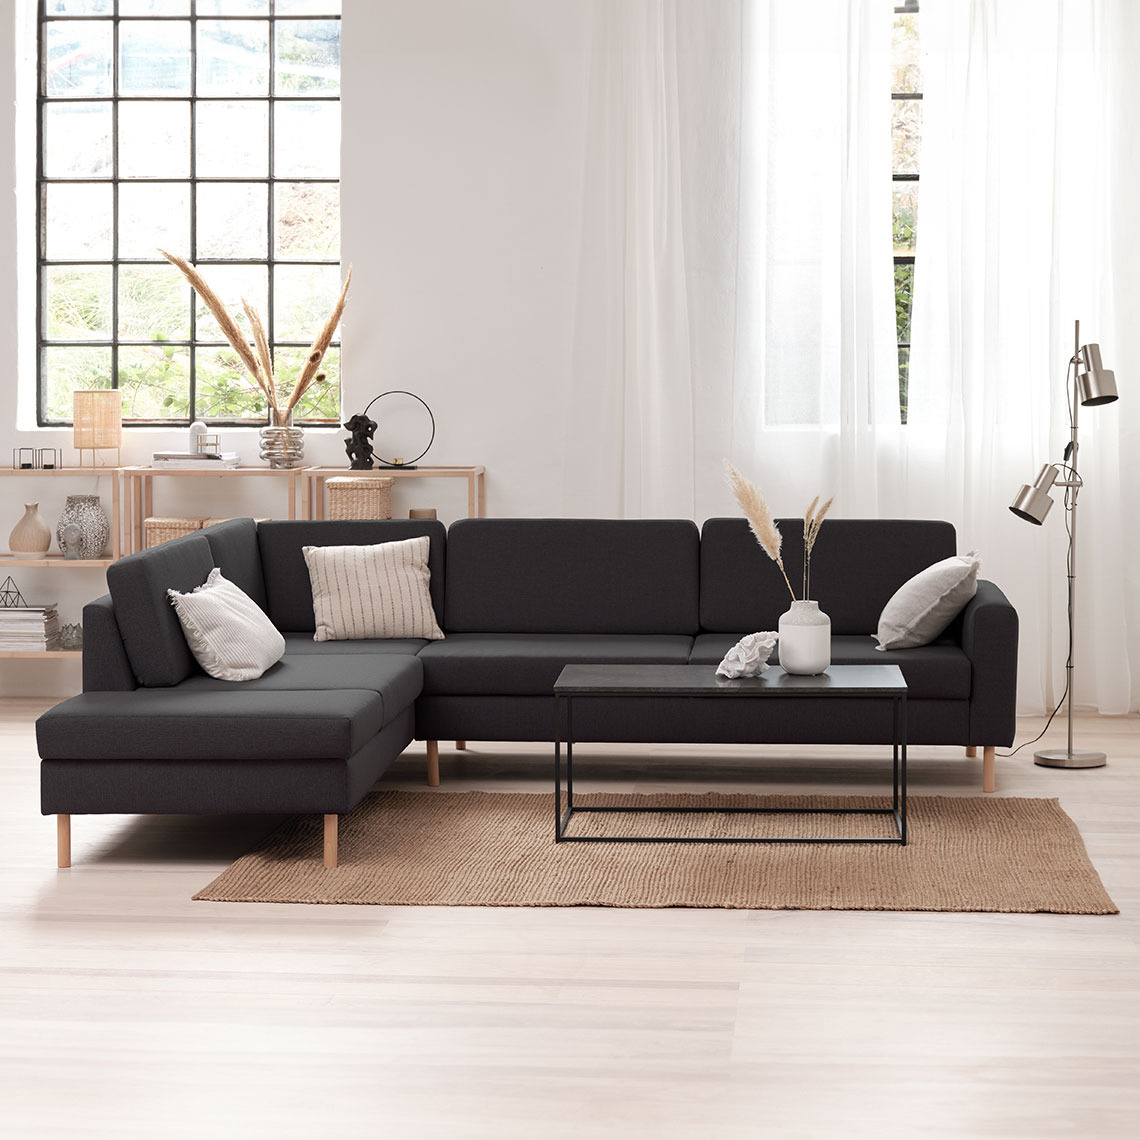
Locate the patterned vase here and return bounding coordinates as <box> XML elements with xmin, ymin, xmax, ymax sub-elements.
<box><xmin>778</xmin><ymin>600</ymin><xmax>831</xmax><ymax>675</ymax></box>
<box><xmin>56</xmin><ymin>494</ymin><xmax>111</xmax><ymax>560</ymax></box>
<box><xmin>8</xmin><ymin>502</ymin><xmax>52</xmax><ymax>559</ymax></box>
<box><xmin>259</xmin><ymin>408</ymin><xmax>305</xmax><ymax>469</ymax></box>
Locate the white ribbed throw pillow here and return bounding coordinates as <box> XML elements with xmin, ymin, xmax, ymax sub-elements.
<box><xmin>303</xmin><ymin>537</ymin><xmax>445</xmax><ymax>642</ymax></box>
<box><xmin>168</xmin><ymin>567</ymin><xmax>285</xmax><ymax>681</ymax></box>
<box><xmin>875</xmin><ymin>552</ymin><xmax>981</xmax><ymax>650</ymax></box>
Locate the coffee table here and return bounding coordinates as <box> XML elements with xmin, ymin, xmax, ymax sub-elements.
<box><xmin>553</xmin><ymin>663</ymin><xmax>908</xmax><ymax>845</ymax></box>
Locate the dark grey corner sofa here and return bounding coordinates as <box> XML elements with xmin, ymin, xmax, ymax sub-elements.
<box><xmin>37</xmin><ymin>516</ymin><xmax>1018</xmax><ymax>869</ymax></box>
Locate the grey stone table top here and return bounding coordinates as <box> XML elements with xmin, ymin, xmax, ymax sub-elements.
<box><xmin>553</xmin><ymin>663</ymin><xmax>907</xmax><ymax>698</ymax></box>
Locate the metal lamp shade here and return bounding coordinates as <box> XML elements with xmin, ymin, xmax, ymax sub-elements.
<box><xmin>73</xmin><ymin>390</ymin><xmax>123</xmax><ymax>466</ymax></box>
<box><xmin>1009</xmin><ymin>463</ymin><xmax>1059</xmax><ymax>525</ymax></box>
<box><xmin>1076</xmin><ymin>343</ymin><xmax>1118</xmax><ymax>406</ymax></box>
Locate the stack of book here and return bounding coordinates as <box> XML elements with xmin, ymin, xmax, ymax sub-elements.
<box><xmin>0</xmin><ymin>603</ymin><xmax>61</xmax><ymax>652</ymax></box>
<box><xmin>151</xmin><ymin>451</ymin><xmax>240</xmax><ymax>470</ymax></box>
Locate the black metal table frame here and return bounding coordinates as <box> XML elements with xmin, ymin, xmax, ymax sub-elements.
<box><xmin>554</xmin><ymin>691</ymin><xmax>907</xmax><ymax>846</ymax></box>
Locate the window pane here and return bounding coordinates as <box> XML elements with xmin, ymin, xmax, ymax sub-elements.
<box><xmin>197</xmin><ymin>0</ymin><xmax>269</xmax><ymax>14</ymax></box>
<box><xmin>196</xmin><ymin>346</ymin><xmax>268</xmax><ymax>420</ymax></box>
<box><xmin>274</xmin><ymin>20</ymin><xmax>340</xmax><ymax>96</ymax></box>
<box><xmin>274</xmin><ymin>182</ymin><xmax>339</xmax><ymax>259</ymax></box>
<box><xmin>118</xmin><ymin>101</ymin><xmax>190</xmax><ymax>177</ymax></box>
<box><xmin>44</xmin><ymin>266</ymin><xmax>113</xmax><ymax>341</ymax></box>
<box><xmin>196</xmin><ymin>183</ymin><xmax>269</xmax><ymax>260</ymax></box>
<box><xmin>276</xmin><ymin>1</ymin><xmax>342</xmax><ymax>14</ymax></box>
<box><xmin>892</xmin><ymin>13</ymin><xmax>920</xmax><ymax>95</ymax></box>
<box><xmin>273</xmin><ymin>345</ymin><xmax>339</xmax><ymax>420</ymax></box>
<box><xmin>195</xmin><ymin>101</ymin><xmax>268</xmax><ymax>177</ymax></box>
<box><xmin>118</xmin><ymin>345</ymin><xmax>190</xmax><ymax>420</ymax></box>
<box><xmin>44</xmin><ymin>20</ymin><xmax>112</xmax><ymax>97</ymax></box>
<box><xmin>119</xmin><ymin>0</ymin><xmax>191</xmax><ymax>14</ymax></box>
<box><xmin>45</xmin><ymin>0</ymin><xmax>111</xmax><ymax>14</ymax></box>
<box><xmin>44</xmin><ymin>183</ymin><xmax>113</xmax><ymax>260</ymax></box>
<box><xmin>892</xmin><ymin>186</ymin><xmax>918</xmax><ymax>255</ymax></box>
<box><xmin>898</xmin><ymin>346</ymin><xmax>910</xmax><ymax>426</ymax></box>
<box><xmin>119</xmin><ymin>21</ymin><xmax>191</xmax><ymax>96</ymax></box>
<box><xmin>273</xmin><ymin>264</ymin><xmax>342</xmax><ymax>343</ymax></box>
<box><xmin>118</xmin><ymin>182</ymin><xmax>191</xmax><ymax>259</ymax></box>
<box><xmin>892</xmin><ymin>99</ymin><xmax>922</xmax><ymax>176</ymax></box>
<box><xmin>193</xmin><ymin>264</ymin><xmax>268</xmax><ymax>342</ymax></box>
<box><xmin>894</xmin><ymin>263</ymin><xmax>914</xmax><ymax>344</ymax></box>
<box><xmin>274</xmin><ymin>102</ymin><xmax>339</xmax><ymax>177</ymax></box>
<box><xmin>43</xmin><ymin>102</ymin><xmax>111</xmax><ymax>177</ymax></box>
<box><xmin>119</xmin><ymin>265</ymin><xmax>191</xmax><ymax>341</ymax></box>
<box><xmin>197</xmin><ymin>20</ymin><xmax>270</xmax><ymax>97</ymax></box>
<box><xmin>43</xmin><ymin>347</ymin><xmax>113</xmax><ymax>420</ymax></box>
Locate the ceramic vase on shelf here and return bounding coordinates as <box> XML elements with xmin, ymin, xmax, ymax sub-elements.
<box><xmin>56</xmin><ymin>494</ymin><xmax>110</xmax><ymax>560</ymax></box>
<box><xmin>778</xmin><ymin>600</ymin><xmax>831</xmax><ymax>675</ymax></box>
<box><xmin>259</xmin><ymin>407</ymin><xmax>305</xmax><ymax>469</ymax></box>
<box><xmin>8</xmin><ymin>502</ymin><xmax>52</xmax><ymax>559</ymax></box>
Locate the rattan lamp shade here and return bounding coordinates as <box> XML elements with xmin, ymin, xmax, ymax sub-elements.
<box><xmin>73</xmin><ymin>390</ymin><xmax>122</xmax><ymax>466</ymax></box>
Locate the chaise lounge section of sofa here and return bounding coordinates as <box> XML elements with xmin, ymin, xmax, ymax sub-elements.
<box><xmin>37</xmin><ymin>515</ymin><xmax>1018</xmax><ymax>870</ymax></box>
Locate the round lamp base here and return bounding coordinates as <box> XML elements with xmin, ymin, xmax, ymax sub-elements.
<box><xmin>1034</xmin><ymin>749</ymin><xmax>1107</xmax><ymax>769</ymax></box>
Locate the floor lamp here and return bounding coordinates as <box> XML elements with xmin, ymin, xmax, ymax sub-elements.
<box><xmin>1009</xmin><ymin>320</ymin><xmax>1118</xmax><ymax>769</ymax></box>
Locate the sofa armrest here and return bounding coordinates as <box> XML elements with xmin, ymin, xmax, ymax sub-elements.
<box><xmin>82</xmin><ymin>595</ymin><xmax>138</xmax><ymax>693</ymax></box>
<box><xmin>959</xmin><ymin>579</ymin><xmax>1018</xmax><ymax>746</ymax></box>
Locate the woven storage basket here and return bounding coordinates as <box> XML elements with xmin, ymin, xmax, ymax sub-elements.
<box><xmin>144</xmin><ymin>516</ymin><xmax>204</xmax><ymax>548</ymax></box>
<box><xmin>327</xmin><ymin>476</ymin><xmax>395</xmax><ymax>520</ymax></box>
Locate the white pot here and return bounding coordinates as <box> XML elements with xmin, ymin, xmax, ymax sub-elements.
<box><xmin>778</xmin><ymin>600</ymin><xmax>831</xmax><ymax>675</ymax></box>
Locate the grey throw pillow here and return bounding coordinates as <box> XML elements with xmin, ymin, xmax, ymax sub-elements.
<box><xmin>876</xmin><ymin>552</ymin><xmax>980</xmax><ymax>650</ymax></box>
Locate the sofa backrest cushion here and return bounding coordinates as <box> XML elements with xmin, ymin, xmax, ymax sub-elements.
<box><xmin>699</xmin><ymin>518</ymin><xmax>958</xmax><ymax>635</ymax></box>
<box><xmin>444</xmin><ymin>519</ymin><xmax>701</xmax><ymax>634</ymax></box>
<box><xmin>200</xmin><ymin>518</ymin><xmax>266</xmax><ymax>611</ymax></box>
<box><xmin>258</xmin><ymin>519</ymin><xmax>447</xmax><ymax>633</ymax></box>
<box><xmin>107</xmin><ymin>532</ymin><xmax>214</xmax><ymax>686</ymax></box>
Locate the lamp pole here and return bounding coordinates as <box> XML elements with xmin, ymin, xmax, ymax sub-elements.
<box><xmin>1035</xmin><ymin>319</ymin><xmax>1107</xmax><ymax>769</ymax></box>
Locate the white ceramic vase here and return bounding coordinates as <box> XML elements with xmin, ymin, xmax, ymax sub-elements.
<box><xmin>778</xmin><ymin>600</ymin><xmax>831</xmax><ymax>675</ymax></box>
<box><xmin>8</xmin><ymin>502</ymin><xmax>52</xmax><ymax>559</ymax></box>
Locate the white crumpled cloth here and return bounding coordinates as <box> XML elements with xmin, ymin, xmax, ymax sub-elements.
<box><xmin>715</xmin><ymin>631</ymin><xmax>778</xmax><ymax>679</ymax></box>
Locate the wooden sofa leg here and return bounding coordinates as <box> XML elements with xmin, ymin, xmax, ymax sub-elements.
<box><xmin>965</xmin><ymin>746</ymin><xmax>977</xmax><ymax>758</ymax></box>
<box><xmin>456</xmin><ymin>740</ymin><xmax>467</xmax><ymax>751</ymax></box>
<box><xmin>323</xmin><ymin>814</ymin><xmax>338</xmax><ymax>869</ymax></box>
<box><xmin>427</xmin><ymin>740</ymin><xmax>440</xmax><ymax>787</ymax></box>
<box><xmin>57</xmin><ymin>814</ymin><xmax>71</xmax><ymax>869</ymax></box>
<box><xmin>982</xmin><ymin>747</ymin><xmax>996</xmax><ymax>793</ymax></box>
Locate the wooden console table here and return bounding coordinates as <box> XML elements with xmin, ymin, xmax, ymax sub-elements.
<box><xmin>122</xmin><ymin>466</ymin><xmax>309</xmax><ymax>554</ymax></box>
<box><xmin>304</xmin><ymin>466</ymin><xmax>486</xmax><ymax>519</ymax></box>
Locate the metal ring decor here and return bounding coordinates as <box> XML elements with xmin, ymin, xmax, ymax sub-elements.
<box><xmin>361</xmin><ymin>390</ymin><xmax>436</xmax><ymax>467</ymax></box>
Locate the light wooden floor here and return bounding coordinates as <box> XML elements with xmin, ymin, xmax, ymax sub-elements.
<box><xmin>1</xmin><ymin>699</ymin><xmax>1138</xmax><ymax>1140</ymax></box>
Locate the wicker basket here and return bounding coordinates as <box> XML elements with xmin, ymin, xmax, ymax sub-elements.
<box><xmin>327</xmin><ymin>476</ymin><xmax>395</xmax><ymax>520</ymax></box>
<box><xmin>144</xmin><ymin>516</ymin><xmax>204</xmax><ymax>548</ymax></box>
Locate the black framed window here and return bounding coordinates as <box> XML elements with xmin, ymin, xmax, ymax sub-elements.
<box><xmin>37</xmin><ymin>0</ymin><xmax>342</xmax><ymax>427</ymax></box>
<box><xmin>892</xmin><ymin>0</ymin><xmax>919</xmax><ymax>424</ymax></box>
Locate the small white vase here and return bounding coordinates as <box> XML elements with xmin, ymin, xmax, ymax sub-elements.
<box><xmin>778</xmin><ymin>600</ymin><xmax>831</xmax><ymax>675</ymax></box>
<box><xmin>8</xmin><ymin>502</ymin><xmax>52</xmax><ymax>559</ymax></box>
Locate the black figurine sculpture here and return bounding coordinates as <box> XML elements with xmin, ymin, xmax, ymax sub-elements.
<box><xmin>343</xmin><ymin>413</ymin><xmax>377</xmax><ymax>469</ymax></box>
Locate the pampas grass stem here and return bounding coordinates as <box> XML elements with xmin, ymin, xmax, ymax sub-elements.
<box><xmin>724</xmin><ymin>461</ymin><xmax>797</xmax><ymax>603</ymax></box>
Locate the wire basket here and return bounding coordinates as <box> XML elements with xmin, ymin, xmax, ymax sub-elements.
<box><xmin>327</xmin><ymin>476</ymin><xmax>395</xmax><ymax>520</ymax></box>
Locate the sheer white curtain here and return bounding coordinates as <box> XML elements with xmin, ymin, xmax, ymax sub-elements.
<box><xmin>564</xmin><ymin>0</ymin><xmax>1139</xmax><ymax>713</ymax></box>
<box><xmin>909</xmin><ymin>0</ymin><xmax>1139</xmax><ymax>713</ymax></box>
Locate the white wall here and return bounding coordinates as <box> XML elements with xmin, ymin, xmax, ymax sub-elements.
<box><xmin>0</xmin><ymin>0</ymin><xmax>592</xmax><ymax>694</ymax></box>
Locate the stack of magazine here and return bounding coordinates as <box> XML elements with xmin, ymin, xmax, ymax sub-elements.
<box><xmin>151</xmin><ymin>451</ymin><xmax>240</xmax><ymax>470</ymax></box>
<box><xmin>0</xmin><ymin>602</ymin><xmax>61</xmax><ymax>652</ymax></box>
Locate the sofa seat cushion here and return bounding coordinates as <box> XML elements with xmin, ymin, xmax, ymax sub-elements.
<box><xmin>281</xmin><ymin>632</ymin><xmax>428</xmax><ymax>656</ymax></box>
<box><xmin>176</xmin><ymin>652</ymin><xmax>423</xmax><ymax>725</ymax></box>
<box><xmin>688</xmin><ymin>634</ymin><xmax>970</xmax><ymax>700</ymax></box>
<box><xmin>36</xmin><ymin>689</ymin><xmax>384</xmax><ymax>761</ymax></box>
<box><xmin>418</xmin><ymin>633</ymin><xmax>694</xmax><ymax>696</ymax></box>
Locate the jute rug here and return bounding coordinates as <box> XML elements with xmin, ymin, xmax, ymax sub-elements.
<box><xmin>193</xmin><ymin>791</ymin><xmax>1117</xmax><ymax>913</ymax></box>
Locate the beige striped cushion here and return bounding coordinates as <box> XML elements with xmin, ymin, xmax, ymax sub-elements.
<box><xmin>303</xmin><ymin>537</ymin><xmax>445</xmax><ymax>642</ymax></box>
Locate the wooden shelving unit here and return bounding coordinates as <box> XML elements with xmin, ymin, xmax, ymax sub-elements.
<box><xmin>0</xmin><ymin>466</ymin><xmax>123</xmax><ymax>670</ymax></box>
